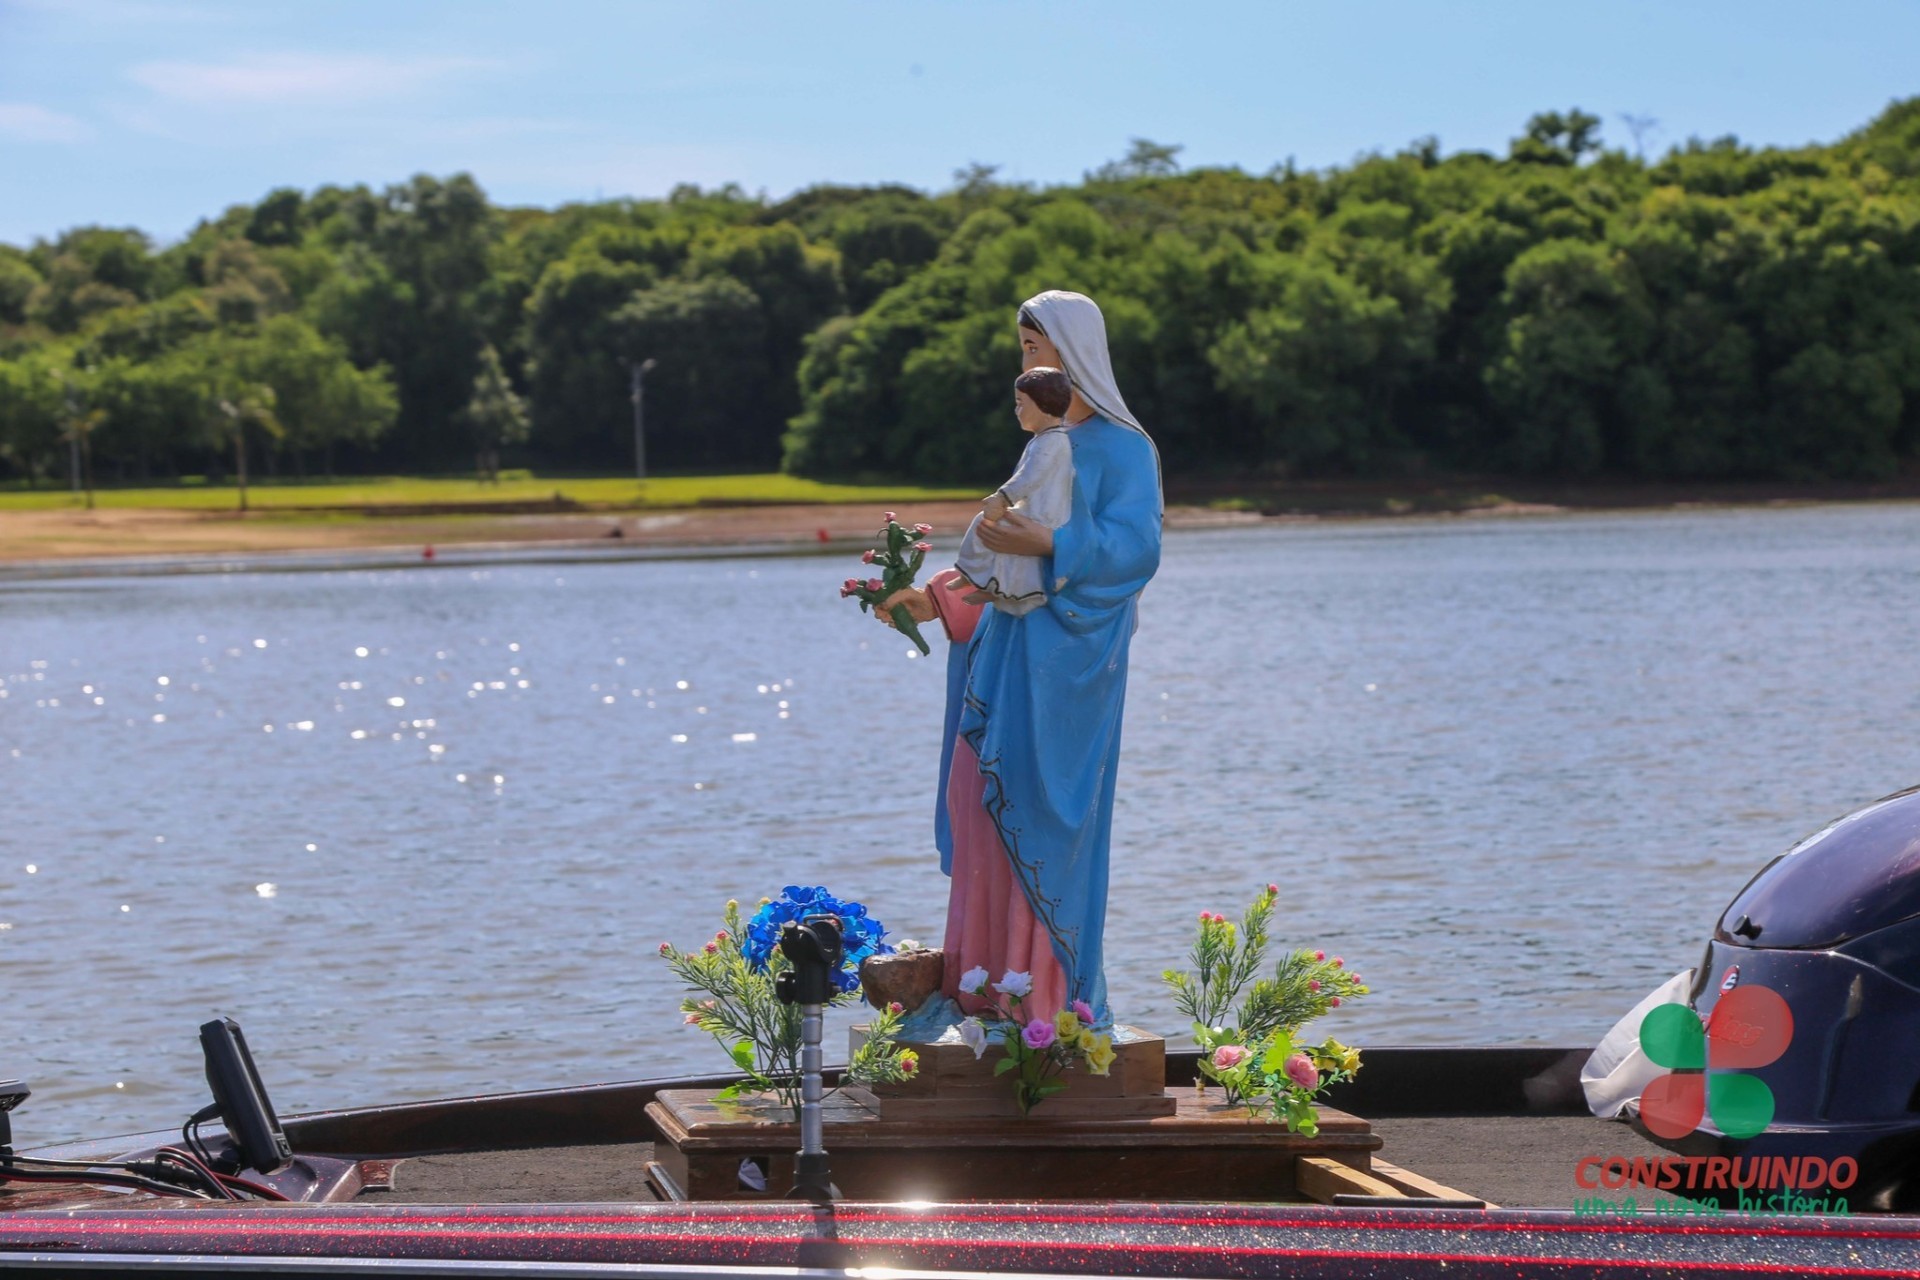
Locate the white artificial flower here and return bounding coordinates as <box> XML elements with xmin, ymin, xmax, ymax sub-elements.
<box><xmin>993</xmin><ymin>970</ymin><xmax>1033</xmax><ymax>999</ymax></box>
<box><xmin>958</xmin><ymin>965</ymin><xmax>990</xmax><ymax>995</ymax></box>
<box><xmin>895</xmin><ymin>939</ymin><xmax>923</xmax><ymax>952</ymax></box>
<box><xmin>958</xmin><ymin>1017</ymin><xmax>988</xmax><ymax>1060</ymax></box>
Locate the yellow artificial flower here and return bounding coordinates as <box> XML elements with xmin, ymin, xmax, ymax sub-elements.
<box><xmin>1085</xmin><ymin>1033</ymin><xmax>1116</xmax><ymax>1077</ymax></box>
<box><xmin>1078</xmin><ymin>1028</ymin><xmax>1101</xmax><ymax>1053</ymax></box>
<box><xmin>1315</xmin><ymin>1039</ymin><xmax>1362</xmax><ymax>1075</ymax></box>
<box><xmin>1055</xmin><ymin>1010</ymin><xmax>1082</xmax><ymax>1041</ymax></box>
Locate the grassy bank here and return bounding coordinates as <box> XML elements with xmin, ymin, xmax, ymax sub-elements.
<box><xmin>0</xmin><ymin>472</ymin><xmax>980</xmax><ymax>514</ymax></box>
<box><xmin>10</xmin><ymin>468</ymin><xmax>1920</xmax><ymax>521</ymax></box>
<box><xmin>1177</xmin><ymin>473</ymin><xmax>1920</xmax><ymax>519</ymax></box>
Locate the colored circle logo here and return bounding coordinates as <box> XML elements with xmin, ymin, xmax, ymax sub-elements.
<box><xmin>1638</xmin><ymin>985</ymin><xmax>1792</xmax><ymax>1141</ymax></box>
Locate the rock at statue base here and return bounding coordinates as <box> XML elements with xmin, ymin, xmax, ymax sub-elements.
<box><xmin>860</xmin><ymin>948</ymin><xmax>945</xmax><ymax>1013</ymax></box>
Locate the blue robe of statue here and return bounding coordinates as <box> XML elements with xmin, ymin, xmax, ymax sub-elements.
<box><xmin>933</xmin><ymin>416</ymin><xmax>1163</xmax><ymax>1021</ymax></box>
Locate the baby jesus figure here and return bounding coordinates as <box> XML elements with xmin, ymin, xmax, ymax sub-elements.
<box><xmin>953</xmin><ymin>366</ymin><xmax>1076</xmax><ymax>614</ymax></box>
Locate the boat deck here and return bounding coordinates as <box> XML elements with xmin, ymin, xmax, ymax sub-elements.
<box><xmin>361</xmin><ymin>1113</ymin><xmax>1674</xmax><ymax>1211</ymax></box>
<box><xmin>7</xmin><ymin>1046</ymin><xmax>1676</xmax><ymax>1212</ymax></box>
<box><xmin>11</xmin><ymin>1049</ymin><xmax>1909</xmax><ymax>1278</ymax></box>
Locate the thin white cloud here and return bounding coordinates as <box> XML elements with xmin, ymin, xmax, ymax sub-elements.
<box><xmin>0</xmin><ymin>102</ymin><xmax>93</xmax><ymax>143</ymax></box>
<box><xmin>128</xmin><ymin>52</ymin><xmax>501</xmax><ymax>106</ymax></box>
<box><xmin>407</xmin><ymin>116</ymin><xmax>589</xmax><ymax>144</ymax></box>
<box><xmin>472</xmin><ymin>141</ymin><xmax>768</xmax><ymax>201</ymax></box>
<box><xmin>95</xmin><ymin>98</ymin><xmax>587</xmax><ymax>149</ymax></box>
<box><xmin>9</xmin><ymin>0</ymin><xmax>227</xmax><ymax>21</ymax></box>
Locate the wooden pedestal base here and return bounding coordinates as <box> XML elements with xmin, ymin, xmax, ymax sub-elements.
<box><xmin>857</xmin><ymin>1023</ymin><xmax>1177</xmax><ymax>1120</ymax></box>
<box><xmin>644</xmin><ymin>1087</ymin><xmax>1382</xmax><ymax>1203</ymax></box>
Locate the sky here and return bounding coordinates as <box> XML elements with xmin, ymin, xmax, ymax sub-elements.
<box><xmin>1</xmin><ymin>0</ymin><xmax>1916</xmax><ymax>248</ymax></box>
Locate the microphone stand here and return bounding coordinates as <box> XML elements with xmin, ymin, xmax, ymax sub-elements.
<box><xmin>775</xmin><ymin>915</ymin><xmax>842</xmax><ymax>1206</ymax></box>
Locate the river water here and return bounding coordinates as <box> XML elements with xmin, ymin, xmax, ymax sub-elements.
<box><xmin>5</xmin><ymin>504</ymin><xmax>1920</xmax><ymax>1144</ymax></box>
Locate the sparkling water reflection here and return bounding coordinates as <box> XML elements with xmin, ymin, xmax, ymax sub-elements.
<box><xmin>5</xmin><ymin>505</ymin><xmax>1920</xmax><ymax>1143</ymax></box>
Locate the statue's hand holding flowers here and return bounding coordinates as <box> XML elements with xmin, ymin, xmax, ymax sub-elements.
<box><xmin>842</xmin><ymin>513</ymin><xmax>936</xmax><ymax>654</ymax></box>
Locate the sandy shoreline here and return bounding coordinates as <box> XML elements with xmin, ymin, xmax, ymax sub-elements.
<box><xmin>0</xmin><ymin>501</ymin><xmax>1275</xmax><ymax>577</ymax></box>
<box><xmin>4</xmin><ymin>481</ymin><xmax>1919</xmax><ymax>574</ymax></box>
<box><xmin>0</xmin><ymin>502</ymin><xmax>962</xmax><ymax>560</ymax></box>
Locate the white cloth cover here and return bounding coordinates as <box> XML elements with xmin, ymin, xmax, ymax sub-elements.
<box><xmin>954</xmin><ymin>428</ymin><xmax>1075</xmax><ymax>615</ymax></box>
<box><xmin>1580</xmin><ymin>969</ymin><xmax>1695</xmax><ymax>1119</ymax></box>
<box><xmin>1017</xmin><ymin>290</ymin><xmax>1162</xmax><ymax>515</ymax></box>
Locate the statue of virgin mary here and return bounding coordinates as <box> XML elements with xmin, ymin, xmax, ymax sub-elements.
<box><xmin>885</xmin><ymin>289</ymin><xmax>1163</xmax><ymax>1026</ymax></box>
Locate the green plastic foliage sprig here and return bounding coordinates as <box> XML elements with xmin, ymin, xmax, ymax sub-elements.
<box><xmin>841</xmin><ymin>512</ymin><xmax>933</xmax><ymax>655</ymax></box>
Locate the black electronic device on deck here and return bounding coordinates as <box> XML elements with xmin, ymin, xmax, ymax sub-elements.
<box><xmin>197</xmin><ymin>1019</ymin><xmax>292</xmax><ymax>1174</ymax></box>
<box><xmin>0</xmin><ymin>1080</ymin><xmax>28</xmax><ymax>1158</ymax></box>
<box><xmin>775</xmin><ymin>915</ymin><xmax>844</xmax><ymax>1205</ymax></box>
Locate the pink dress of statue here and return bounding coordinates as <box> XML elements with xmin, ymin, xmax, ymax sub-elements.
<box><xmin>925</xmin><ymin>567</ymin><xmax>1070</xmax><ymax>1019</ymax></box>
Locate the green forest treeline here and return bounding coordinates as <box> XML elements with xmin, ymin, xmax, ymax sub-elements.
<box><xmin>4</xmin><ymin>102</ymin><xmax>1920</xmax><ymax>489</ymax></box>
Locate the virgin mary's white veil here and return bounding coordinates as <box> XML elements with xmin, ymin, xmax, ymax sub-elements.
<box><xmin>1018</xmin><ymin>289</ymin><xmax>1163</xmax><ymax>515</ymax></box>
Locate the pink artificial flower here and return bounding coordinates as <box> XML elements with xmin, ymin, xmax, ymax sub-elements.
<box><xmin>1283</xmin><ymin>1053</ymin><xmax>1319</xmax><ymax>1090</ymax></box>
<box><xmin>1313</xmin><ymin>950</ymin><xmax>1326</xmax><ymax>961</ymax></box>
<box><xmin>1072</xmin><ymin>999</ymin><xmax>1096</xmax><ymax>1025</ymax></box>
<box><xmin>888</xmin><ymin>1002</ymin><xmax>904</xmax><ymax>1015</ymax></box>
<box><xmin>912</xmin><ymin>541</ymin><xmax>931</xmax><ymax>552</ymax></box>
<box><xmin>1210</xmin><ymin>1044</ymin><xmax>1249</xmax><ymax>1070</ymax></box>
<box><xmin>715</xmin><ymin>930</ymin><xmax>729</xmax><ymax>941</ymax></box>
<box><xmin>1332</xmin><ymin>957</ymin><xmax>1344</xmax><ymax>968</ymax></box>
<box><xmin>1198</xmin><ymin>911</ymin><xmax>1211</xmax><ymax>922</ymax></box>
<box><xmin>657</xmin><ymin>942</ymin><xmax>671</xmax><ymax>955</ymax></box>
<box><xmin>703</xmin><ymin>941</ymin><xmax>718</xmax><ymax>954</ymax></box>
<box><xmin>1350</xmin><ymin>974</ymin><xmax>1362</xmax><ymax>984</ymax></box>
<box><xmin>1022</xmin><ymin>1018</ymin><xmax>1057</xmax><ymax>1050</ymax></box>
<box><xmin>1266</xmin><ymin>883</ymin><xmax>1279</xmax><ymax>894</ymax></box>
<box><xmin>1308</xmin><ymin>980</ymin><xmax>1320</xmax><ymax>992</ymax></box>
<box><xmin>883</xmin><ymin>511</ymin><xmax>898</xmax><ymax>523</ymax></box>
<box><xmin>866</xmin><ymin>578</ymin><xmax>883</xmax><ymax>592</ymax></box>
<box><xmin>914</xmin><ymin>523</ymin><xmax>933</xmax><ymax>534</ymax></box>
<box><xmin>861</xmin><ymin>549</ymin><xmax>876</xmax><ymax>564</ymax></box>
<box><xmin>1329</xmin><ymin>996</ymin><xmax>1342</xmax><ymax>1007</ymax></box>
<box><xmin>684</xmin><ymin>1012</ymin><xmax>701</xmax><ymax>1025</ymax></box>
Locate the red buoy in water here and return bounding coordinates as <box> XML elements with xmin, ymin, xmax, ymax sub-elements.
<box><xmin>423</xmin><ymin>545</ymin><xmax>436</xmax><ymax>561</ymax></box>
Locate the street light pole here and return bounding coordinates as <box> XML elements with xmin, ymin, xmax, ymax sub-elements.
<box><xmin>630</xmin><ymin>358</ymin><xmax>657</xmax><ymax>481</ymax></box>
<box><xmin>64</xmin><ymin>384</ymin><xmax>80</xmax><ymax>496</ymax></box>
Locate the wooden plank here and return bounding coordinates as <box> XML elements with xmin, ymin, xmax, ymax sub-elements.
<box><xmin>875</xmin><ymin>1092</ymin><xmax>1176</xmax><ymax>1121</ymax></box>
<box><xmin>1295</xmin><ymin>1156</ymin><xmax>1405</xmax><ymax>1205</ymax></box>
<box><xmin>650</xmin><ymin>1088</ymin><xmax>1381</xmax><ymax>1202</ymax></box>
<box><xmin>652</xmin><ymin>1089</ymin><xmax>1374</xmax><ymax>1150</ymax></box>
<box><xmin>862</xmin><ymin>1024</ymin><xmax>1167</xmax><ymax>1102</ymax></box>
<box><xmin>644</xmin><ymin>1160</ymin><xmax>687</xmax><ymax>1202</ymax></box>
<box><xmin>1371</xmin><ymin>1158</ymin><xmax>1496</xmax><ymax>1209</ymax></box>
